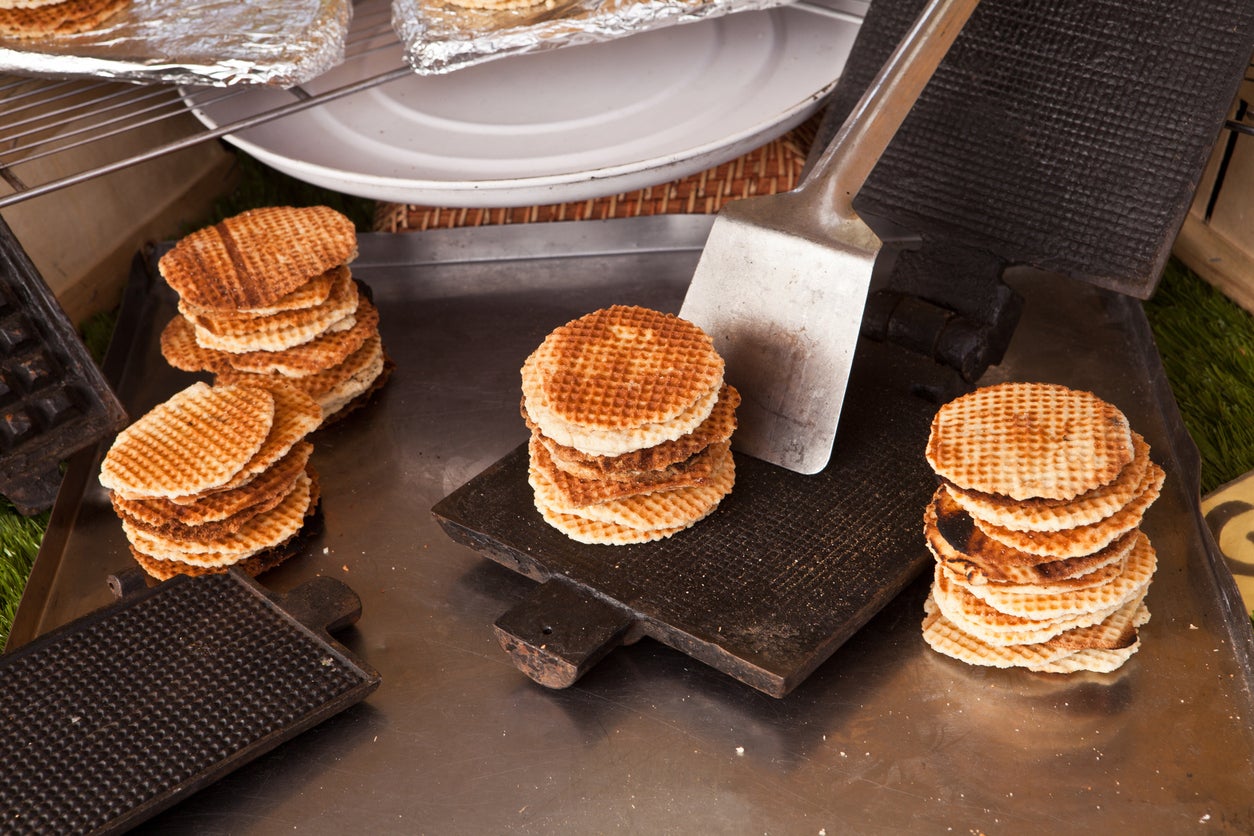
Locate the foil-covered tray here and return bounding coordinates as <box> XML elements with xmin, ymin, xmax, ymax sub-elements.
<box><xmin>393</xmin><ymin>0</ymin><xmax>811</xmax><ymax>74</ymax></box>
<box><xmin>0</xmin><ymin>0</ymin><xmax>350</xmax><ymax>87</ymax></box>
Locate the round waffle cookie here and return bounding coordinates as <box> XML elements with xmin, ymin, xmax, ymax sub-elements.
<box><xmin>124</xmin><ymin>469</ymin><xmax>315</xmax><ymax>566</ymax></box>
<box><xmin>521</xmin><ymin>305</ymin><xmax>724</xmax><ymax>457</ymax></box>
<box><xmin>0</xmin><ymin>0</ymin><xmax>126</xmax><ymax>37</ymax></box>
<box><xmin>529</xmin><ymin>433</ymin><xmax>730</xmax><ymax>507</ymax></box>
<box><xmin>111</xmin><ymin>440</ymin><xmax>313</xmax><ymax>532</ymax></box>
<box><xmin>189</xmin><ymin>266</ymin><xmax>359</xmax><ymax>354</ymax></box>
<box><xmin>924</xmin><ymin>485</ymin><xmax>1137</xmax><ymax>586</ymax></box>
<box><xmin>178</xmin><ymin>264</ymin><xmax>339</xmax><ymax>321</ymax></box>
<box><xmin>945</xmin><ymin>432</ymin><xmax>1153</xmax><ymax>532</ymax></box>
<box><xmin>530</xmin><ymin>443</ymin><xmax>734</xmax><ymax>532</ymax></box>
<box><xmin>972</xmin><ymin>462</ymin><xmax>1165</xmax><ymax>559</ymax></box>
<box><xmin>953</xmin><ymin>532</ymin><xmax>1155</xmax><ymax>620</ymax></box>
<box><xmin>531</xmin><ymin>384</ymin><xmax>740</xmax><ymax>482</ymax></box>
<box><xmin>169</xmin><ymin>384</ymin><xmax>321</xmax><ymax>500</ymax></box>
<box><xmin>100</xmin><ymin>382</ymin><xmax>275</xmax><ymax>500</ymax></box>
<box><xmin>158</xmin><ymin>205</ymin><xmax>358</xmax><ymax>311</ymax></box>
<box><xmin>162</xmin><ymin>294</ymin><xmax>381</xmax><ymax>379</ymax></box>
<box><xmin>926</xmin><ymin>382</ymin><xmax>1135</xmax><ymax>502</ymax></box>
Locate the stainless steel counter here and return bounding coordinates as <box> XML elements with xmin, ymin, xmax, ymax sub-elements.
<box><xmin>13</xmin><ymin>216</ymin><xmax>1254</xmax><ymax>833</ymax></box>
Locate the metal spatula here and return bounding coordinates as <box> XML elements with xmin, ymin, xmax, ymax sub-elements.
<box><xmin>678</xmin><ymin>0</ymin><xmax>979</xmax><ymax>474</ymax></box>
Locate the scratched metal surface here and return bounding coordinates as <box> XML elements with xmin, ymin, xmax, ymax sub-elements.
<box><xmin>14</xmin><ymin>216</ymin><xmax>1254</xmax><ymax>833</ymax></box>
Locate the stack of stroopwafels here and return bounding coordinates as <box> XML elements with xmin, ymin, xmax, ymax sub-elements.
<box><xmin>100</xmin><ymin>381</ymin><xmax>322</xmax><ymax>581</ymax></box>
<box><xmin>919</xmin><ymin>382</ymin><xmax>1165</xmax><ymax>673</ymax></box>
<box><xmin>522</xmin><ymin>305</ymin><xmax>738</xmax><ymax>545</ymax></box>
<box><xmin>0</xmin><ymin>0</ymin><xmax>127</xmax><ymax>39</ymax></box>
<box><xmin>158</xmin><ymin>205</ymin><xmax>391</xmax><ymax>427</ymax></box>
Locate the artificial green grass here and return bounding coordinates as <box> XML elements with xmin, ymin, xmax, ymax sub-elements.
<box><xmin>1143</xmin><ymin>259</ymin><xmax>1254</xmax><ymax>496</ymax></box>
<box><xmin>0</xmin><ymin>501</ymin><xmax>47</xmax><ymax>646</ymax></box>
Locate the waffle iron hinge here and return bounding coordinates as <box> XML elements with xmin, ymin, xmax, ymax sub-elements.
<box><xmin>860</xmin><ymin>235</ymin><xmax>1024</xmax><ymax>382</ymax></box>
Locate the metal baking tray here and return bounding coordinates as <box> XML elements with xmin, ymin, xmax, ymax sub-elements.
<box><xmin>10</xmin><ymin>216</ymin><xmax>1254</xmax><ymax>831</ymax></box>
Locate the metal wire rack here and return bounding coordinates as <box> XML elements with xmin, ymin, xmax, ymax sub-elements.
<box><xmin>0</xmin><ymin>0</ymin><xmax>880</xmax><ymax>212</ymax></box>
<box><xmin>0</xmin><ymin>1</ymin><xmax>1245</xmax><ymax>213</ymax></box>
<box><xmin>0</xmin><ymin>0</ymin><xmax>407</xmax><ymax>210</ymax></box>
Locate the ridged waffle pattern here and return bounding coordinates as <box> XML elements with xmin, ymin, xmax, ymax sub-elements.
<box><xmin>112</xmin><ymin>441</ymin><xmax>312</xmax><ymax>534</ymax></box>
<box><xmin>158</xmin><ymin>206</ymin><xmax>357</xmax><ymax>311</ymax></box>
<box><xmin>180</xmin><ymin>265</ymin><xmax>338</xmax><ymax>320</ymax></box>
<box><xmin>972</xmin><ymin>463</ymin><xmax>1164</xmax><ymax>558</ymax></box>
<box><xmin>0</xmin><ymin>0</ymin><xmax>125</xmax><ymax>37</ymax></box>
<box><xmin>926</xmin><ymin>382</ymin><xmax>1134</xmax><ymax>501</ymax></box>
<box><xmin>534</xmin><ymin>384</ymin><xmax>739</xmax><ymax>480</ymax></box>
<box><xmin>125</xmin><ymin>470</ymin><xmax>313</xmax><ymax>565</ymax></box>
<box><xmin>946</xmin><ymin>433</ymin><xmax>1152</xmax><ymax>532</ymax></box>
<box><xmin>522</xmin><ymin>306</ymin><xmax>723</xmax><ymax>443</ymax></box>
<box><xmin>163</xmin><ymin>296</ymin><xmax>380</xmax><ymax>379</ymax></box>
<box><xmin>178</xmin><ymin>385</ymin><xmax>321</xmax><ymax>497</ymax></box>
<box><xmin>190</xmin><ymin>271</ymin><xmax>358</xmax><ymax>354</ymax></box>
<box><xmin>923</xmin><ymin>486</ymin><xmax>1135</xmax><ymax>585</ymax></box>
<box><xmin>530</xmin><ymin>444</ymin><xmax>733</xmax><ymax>531</ymax></box>
<box><xmin>530</xmin><ymin>433</ymin><xmax>727</xmax><ymax>506</ymax></box>
<box><xmin>918</xmin><ymin>382</ymin><xmax>1162</xmax><ymax>673</ymax></box>
<box><xmin>100</xmin><ymin>382</ymin><xmax>274</xmax><ymax>499</ymax></box>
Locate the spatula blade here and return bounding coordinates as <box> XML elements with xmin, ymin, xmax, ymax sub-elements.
<box><xmin>679</xmin><ymin>203</ymin><xmax>879</xmax><ymax>474</ymax></box>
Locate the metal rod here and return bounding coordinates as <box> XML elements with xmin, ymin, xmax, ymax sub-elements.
<box><xmin>0</xmin><ymin>65</ymin><xmax>413</xmax><ymax>209</ymax></box>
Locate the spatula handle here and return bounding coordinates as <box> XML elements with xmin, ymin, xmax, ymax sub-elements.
<box><xmin>803</xmin><ymin>0</ymin><xmax>980</xmax><ymax>226</ymax></box>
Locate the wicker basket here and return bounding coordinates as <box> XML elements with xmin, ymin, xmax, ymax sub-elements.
<box><xmin>372</xmin><ymin>118</ymin><xmax>818</xmax><ymax>233</ymax></box>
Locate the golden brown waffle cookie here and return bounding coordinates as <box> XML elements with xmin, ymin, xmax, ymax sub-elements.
<box><xmin>163</xmin><ymin>295</ymin><xmax>380</xmax><ymax>379</ymax></box>
<box><xmin>973</xmin><ymin>462</ymin><xmax>1164</xmax><ymax>559</ymax></box>
<box><xmin>159</xmin><ymin>206</ymin><xmax>357</xmax><ymax>311</ymax></box>
<box><xmin>124</xmin><ymin>470</ymin><xmax>314</xmax><ymax>566</ymax></box>
<box><xmin>190</xmin><ymin>266</ymin><xmax>359</xmax><ymax>354</ymax></box>
<box><xmin>110</xmin><ymin>440</ymin><xmax>312</xmax><ymax>530</ymax></box>
<box><xmin>531</xmin><ymin>444</ymin><xmax>733</xmax><ymax>531</ymax></box>
<box><xmin>530</xmin><ymin>433</ymin><xmax>729</xmax><ymax>507</ymax></box>
<box><xmin>219</xmin><ymin>335</ymin><xmax>385</xmax><ymax>419</ymax></box>
<box><xmin>531</xmin><ymin>384</ymin><xmax>740</xmax><ymax>481</ymax></box>
<box><xmin>179</xmin><ymin>265</ymin><xmax>339</xmax><ymax>321</ymax></box>
<box><xmin>521</xmin><ymin>306</ymin><xmax>724</xmax><ymax>456</ymax></box>
<box><xmin>167</xmin><ymin>385</ymin><xmax>320</xmax><ymax>502</ymax></box>
<box><xmin>535</xmin><ymin>504</ymin><xmax>686</xmax><ymax>545</ymax></box>
<box><xmin>1025</xmin><ymin>642</ymin><xmax>1142</xmax><ymax>674</ymax></box>
<box><xmin>100</xmin><ymin>382</ymin><xmax>274</xmax><ymax>500</ymax></box>
<box><xmin>930</xmin><ymin>564</ymin><xmax>1126</xmax><ymax>646</ymax></box>
<box><xmin>0</xmin><ymin>0</ymin><xmax>125</xmax><ymax>37</ymax></box>
<box><xmin>926</xmin><ymin>382</ymin><xmax>1134</xmax><ymax>501</ymax></box>
<box><xmin>946</xmin><ymin>433</ymin><xmax>1152</xmax><ymax>532</ymax></box>
<box><xmin>921</xmin><ymin>604</ymin><xmax>1075</xmax><ymax>669</ymax></box>
<box><xmin>952</xmin><ymin>532</ymin><xmax>1155</xmax><ymax>620</ymax></box>
<box><xmin>317</xmin><ymin>353</ymin><xmax>395</xmax><ymax>428</ymax></box>
<box><xmin>129</xmin><ymin>468</ymin><xmax>320</xmax><ymax>580</ymax></box>
<box><xmin>924</xmin><ymin>486</ymin><xmax>1135</xmax><ymax>585</ymax></box>
<box><xmin>1045</xmin><ymin>598</ymin><xmax>1148</xmax><ymax>652</ymax></box>
<box><xmin>0</xmin><ymin>0</ymin><xmax>75</xmax><ymax>10</ymax></box>
<box><xmin>922</xmin><ymin>597</ymin><xmax>1147</xmax><ymax>670</ymax></box>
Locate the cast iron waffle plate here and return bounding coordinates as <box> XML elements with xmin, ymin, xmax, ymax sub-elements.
<box><xmin>0</xmin><ymin>216</ymin><xmax>126</xmax><ymax>513</ymax></box>
<box><xmin>433</xmin><ymin>337</ymin><xmax>965</xmax><ymax>698</ymax></box>
<box><xmin>0</xmin><ymin>570</ymin><xmax>380</xmax><ymax>835</ymax></box>
<box><xmin>820</xmin><ymin>0</ymin><xmax>1254</xmax><ymax>298</ymax></box>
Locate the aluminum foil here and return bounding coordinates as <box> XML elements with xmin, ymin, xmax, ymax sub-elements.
<box><xmin>0</xmin><ymin>0</ymin><xmax>350</xmax><ymax>87</ymax></box>
<box><xmin>394</xmin><ymin>0</ymin><xmax>794</xmax><ymax>75</ymax></box>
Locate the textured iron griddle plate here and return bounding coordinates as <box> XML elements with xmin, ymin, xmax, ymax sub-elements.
<box><xmin>0</xmin><ymin>215</ymin><xmax>126</xmax><ymax>514</ymax></box>
<box><xmin>821</xmin><ymin>0</ymin><xmax>1254</xmax><ymax>298</ymax></box>
<box><xmin>434</xmin><ymin>337</ymin><xmax>964</xmax><ymax>697</ymax></box>
<box><xmin>0</xmin><ymin>570</ymin><xmax>379</xmax><ymax>835</ymax></box>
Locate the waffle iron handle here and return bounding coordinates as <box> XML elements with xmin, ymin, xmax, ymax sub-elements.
<box><xmin>494</xmin><ymin>579</ymin><xmax>635</xmax><ymax>689</ymax></box>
